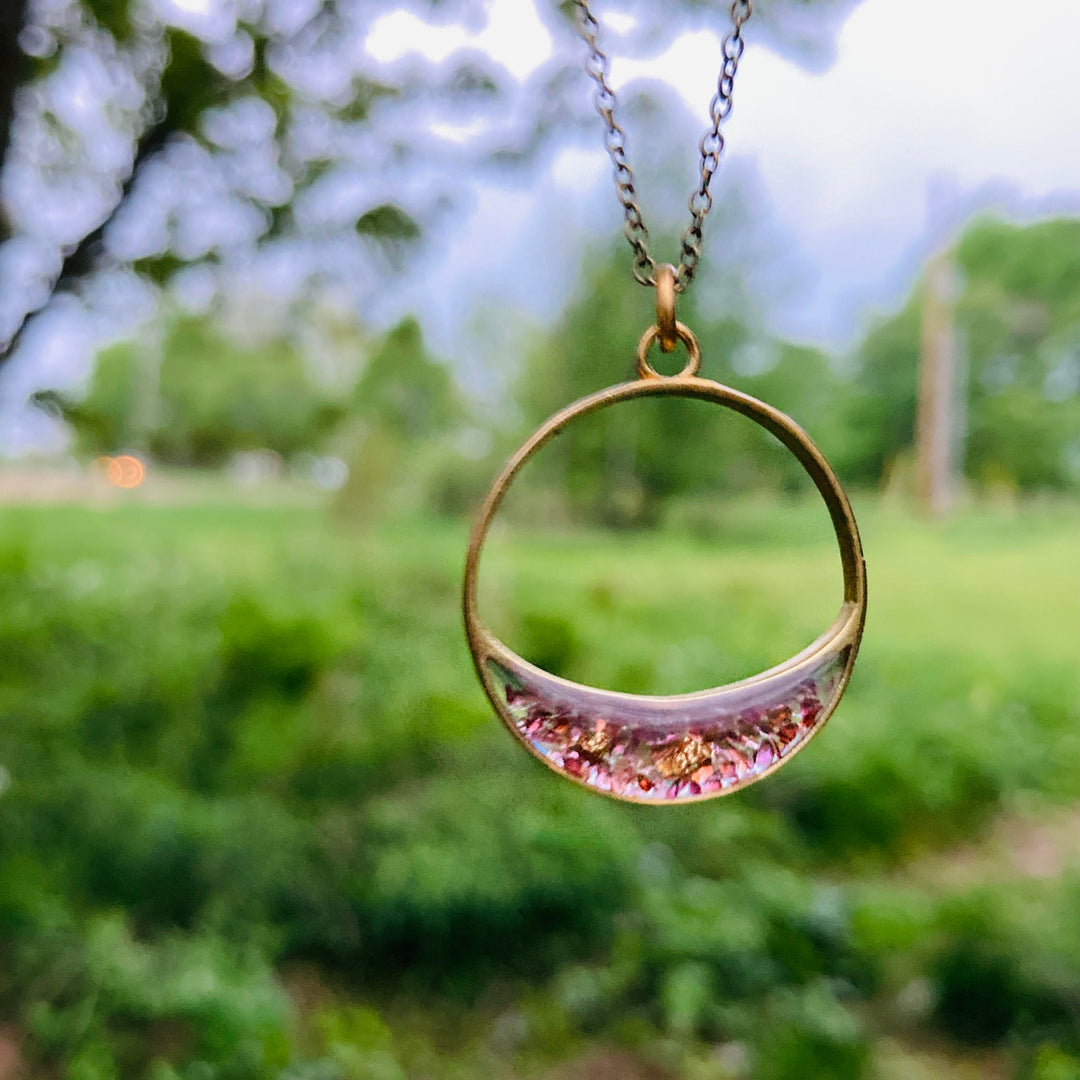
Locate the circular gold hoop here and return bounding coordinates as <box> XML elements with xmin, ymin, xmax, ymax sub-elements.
<box><xmin>637</xmin><ymin>321</ymin><xmax>700</xmax><ymax>379</ymax></box>
<box><xmin>463</xmin><ymin>374</ymin><xmax>867</xmax><ymax>804</ymax></box>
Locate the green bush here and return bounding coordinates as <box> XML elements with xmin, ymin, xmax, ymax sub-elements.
<box><xmin>0</xmin><ymin>499</ymin><xmax>1076</xmax><ymax>1078</ymax></box>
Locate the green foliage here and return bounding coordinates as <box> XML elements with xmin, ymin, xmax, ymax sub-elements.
<box><xmin>957</xmin><ymin>217</ymin><xmax>1080</xmax><ymax>318</ymax></box>
<box><xmin>33</xmin><ymin>340</ymin><xmax>141</xmax><ymax>456</ymax></box>
<box><xmin>835</xmin><ymin>300</ymin><xmax>921</xmax><ymax>486</ymax></box>
<box><xmin>311</xmin><ymin>1007</ymin><xmax>407</xmax><ymax>1080</ymax></box>
<box><xmin>352</xmin><ymin>318</ymin><xmax>460</xmax><ymax>442</ymax></box>
<box><xmin>337</xmin><ymin>317</ymin><xmax>483</xmax><ymax>519</ymax></box>
<box><xmin>355</xmin><ymin>205</ymin><xmax>423</xmax><ymax>269</ymax></box>
<box><xmin>514</xmin><ymin>247</ymin><xmax>769</xmax><ymax>527</ymax></box>
<box><xmin>842</xmin><ymin>216</ymin><xmax>1080</xmax><ymax>494</ymax></box>
<box><xmin>956</xmin><ymin>218</ymin><xmax>1080</xmax><ymax>491</ymax></box>
<box><xmin>84</xmin><ymin>0</ymin><xmax>133</xmax><ymax>41</ymax></box>
<box><xmin>160</xmin><ymin>29</ymin><xmax>230</xmax><ymax>136</ymax></box>
<box><xmin>20</xmin><ymin>916</ymin><xmax>290</xmax><ymax>1080</ymax></box>
<box><xmin>355</xmin><ymin>205</ymin><xmax>421</xmax><ymax>244</ymax></box>
<box><xmin>336</xmin><ymin>78</ymin><xmax>400</xmax><ymax>124</ymax></box>
<box><xmin>0</xmin><ymin>497</ymin><xmax>1076</xmax><ymax>1078</ymax></box>
<box><xmin>512</xmin><ymin>217</ymin><xmax>1080</xmax><ymax>523</ymax></box>
<box><xmin>929</xmin><ymin>878</ymin><xmax>1080</xmax><ymax>1046</ymax></box>
<box><xmin>350</xmin><ymin>773</ymin><xmax>635</xmax><ymax>991</ymax></box>
<box><xmin>34</xmin><ymin>315</ymin><xmax>348</xmax><ymax>465</ymax></box>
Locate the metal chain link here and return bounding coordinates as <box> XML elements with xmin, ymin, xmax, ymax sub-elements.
<box><xmin>573</xmin><ymin>0</ymin><xmax>752</xmax><ymax>292</ymax></box>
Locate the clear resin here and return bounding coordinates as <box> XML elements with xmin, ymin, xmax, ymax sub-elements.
<box><xmin>487</xmin><ymin>640</ymin><xmax>849</xmax><ymax>801</ymax></box>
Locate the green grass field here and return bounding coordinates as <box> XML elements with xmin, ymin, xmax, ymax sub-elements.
<box><xmin>0</xmin><ymin>492</ymin><xmax>1077</xmax><ymax>1080</ymax></box>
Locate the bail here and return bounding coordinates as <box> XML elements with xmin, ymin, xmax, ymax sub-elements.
<box><xmin>655</xmin><ymin>263</ymin><xmax>677</xmax><ymax>352</ymax></box>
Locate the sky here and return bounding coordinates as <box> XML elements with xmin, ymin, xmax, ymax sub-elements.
<box><xmin>369</xmin><ymin>0</ymin><xmax>1080</xmax><ymax>350</ymax></box>
<box><xmin>2</xmin><ymin>0</ymin><xmax>1079</xmax><ymax>454</ymax></box>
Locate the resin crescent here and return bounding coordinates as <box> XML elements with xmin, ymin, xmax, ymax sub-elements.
<box><xmin>463</xmin><ymin>328</ymin><xmax>867</xmax><ymax>804</ymax></box>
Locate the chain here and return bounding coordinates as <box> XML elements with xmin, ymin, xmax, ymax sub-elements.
<box><xmin>573</xmin><ymin>0</ymin><xmax>752</xmax><ymax>292</ymax></box>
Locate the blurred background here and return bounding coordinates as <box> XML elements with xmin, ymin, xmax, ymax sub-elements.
<box><xmin>0</xmin><ymin>0</ymin><xmax>1077</xmax><ymax>1078</ymax></box>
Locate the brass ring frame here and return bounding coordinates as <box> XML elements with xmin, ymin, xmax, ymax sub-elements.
<box><xmin>463</xmin><ymin>340</ymin><xmax>867</xmax><ymax>804</ymax></box>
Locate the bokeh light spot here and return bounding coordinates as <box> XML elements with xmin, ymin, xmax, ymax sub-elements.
<box><xmin>98</xmin><ymin>454</ymin><xmax>146</xmax><ymax>488</ymax></box>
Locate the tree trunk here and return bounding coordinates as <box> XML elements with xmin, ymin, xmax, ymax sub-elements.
<box><xmin>915</xmin><ymin>250</ymin><xmax>959</xmax><ymax>517</ymax></box>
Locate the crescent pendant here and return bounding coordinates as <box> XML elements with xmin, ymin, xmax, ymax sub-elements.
<box><xmin>463</xmin><ymin>352</ymin><xmax>867</xmax><ymax>805</ymax></box>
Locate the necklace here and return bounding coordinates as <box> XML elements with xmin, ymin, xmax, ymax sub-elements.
<box><xmin>463</xmin><ymin>1</ymin><xmax>866</xmax><ymax>804</ymax></box>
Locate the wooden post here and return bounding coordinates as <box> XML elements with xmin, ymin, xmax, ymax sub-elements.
<box><xmin>915</xmin><ymin>250</ymin><xmax>959</xmax><ymax>517</ymax></box>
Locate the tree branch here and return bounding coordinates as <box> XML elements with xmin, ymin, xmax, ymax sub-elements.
<box><xmin>0</xmin><ymin>0</ymin><xmax>31</xmax><ymax>243</ymax></box>
<box><xmin>0</xmin><ymin>118</ymin><xmax>171</xmax><ymax>368</ymax></box>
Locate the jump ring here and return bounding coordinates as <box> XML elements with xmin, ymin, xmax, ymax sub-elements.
<box><xmin>636</xmin><ymin>321</ymin><xmax>700</xmax><ymax>379</ymax></box>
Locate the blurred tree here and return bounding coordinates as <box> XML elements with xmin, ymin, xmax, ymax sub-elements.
<box><xmin>32</xmin><ymin>313</ymin><xmax>347</xmax><ymax>464</ymax></box>
<box><xmin>834</xmin><ymin>299</ymin><xmax>921</xmax><ymax>487</ymax></box>
<box><xmin>352</xmin><ymin>317</ymin><xmax>462</xmax><ymax>443</ymax></box>
<box><xmin>512</xmin><ymin>242</ymin><xmax>854</xmax><ymax>525</ymax></box>
<box><xmin>0</xmin><ymin>0</ymin><xmax>863</xmax><ymax>372</ymax></box>
<box><xmin>511</xmin><ymin>214</ymin><xmax>1080</xmax><ymax>516</ymax></box>
<box><xmin>337</xmin><ymin>316</ymin><xmax>482</xmax><ymax>519</ymax></box>
<box><xmin>513</xmin><ymin>243</ymin><xmax>716</xmax><ymax>526</ymax></box>
<box><xmin>957</xmin><ymin>217</ymin><xmax>1080</xmax><ymax>491</ymax></box>
<box><xmin>839</xmin><ymin>216</ymin><xmax>1080</xmax><ymax>494</ymax></box>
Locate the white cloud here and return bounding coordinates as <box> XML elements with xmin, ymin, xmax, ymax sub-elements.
<box><xmin>366</xmin><ymin>0</ymin><xmax>552</xmax><ymax>80</ymax></box>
